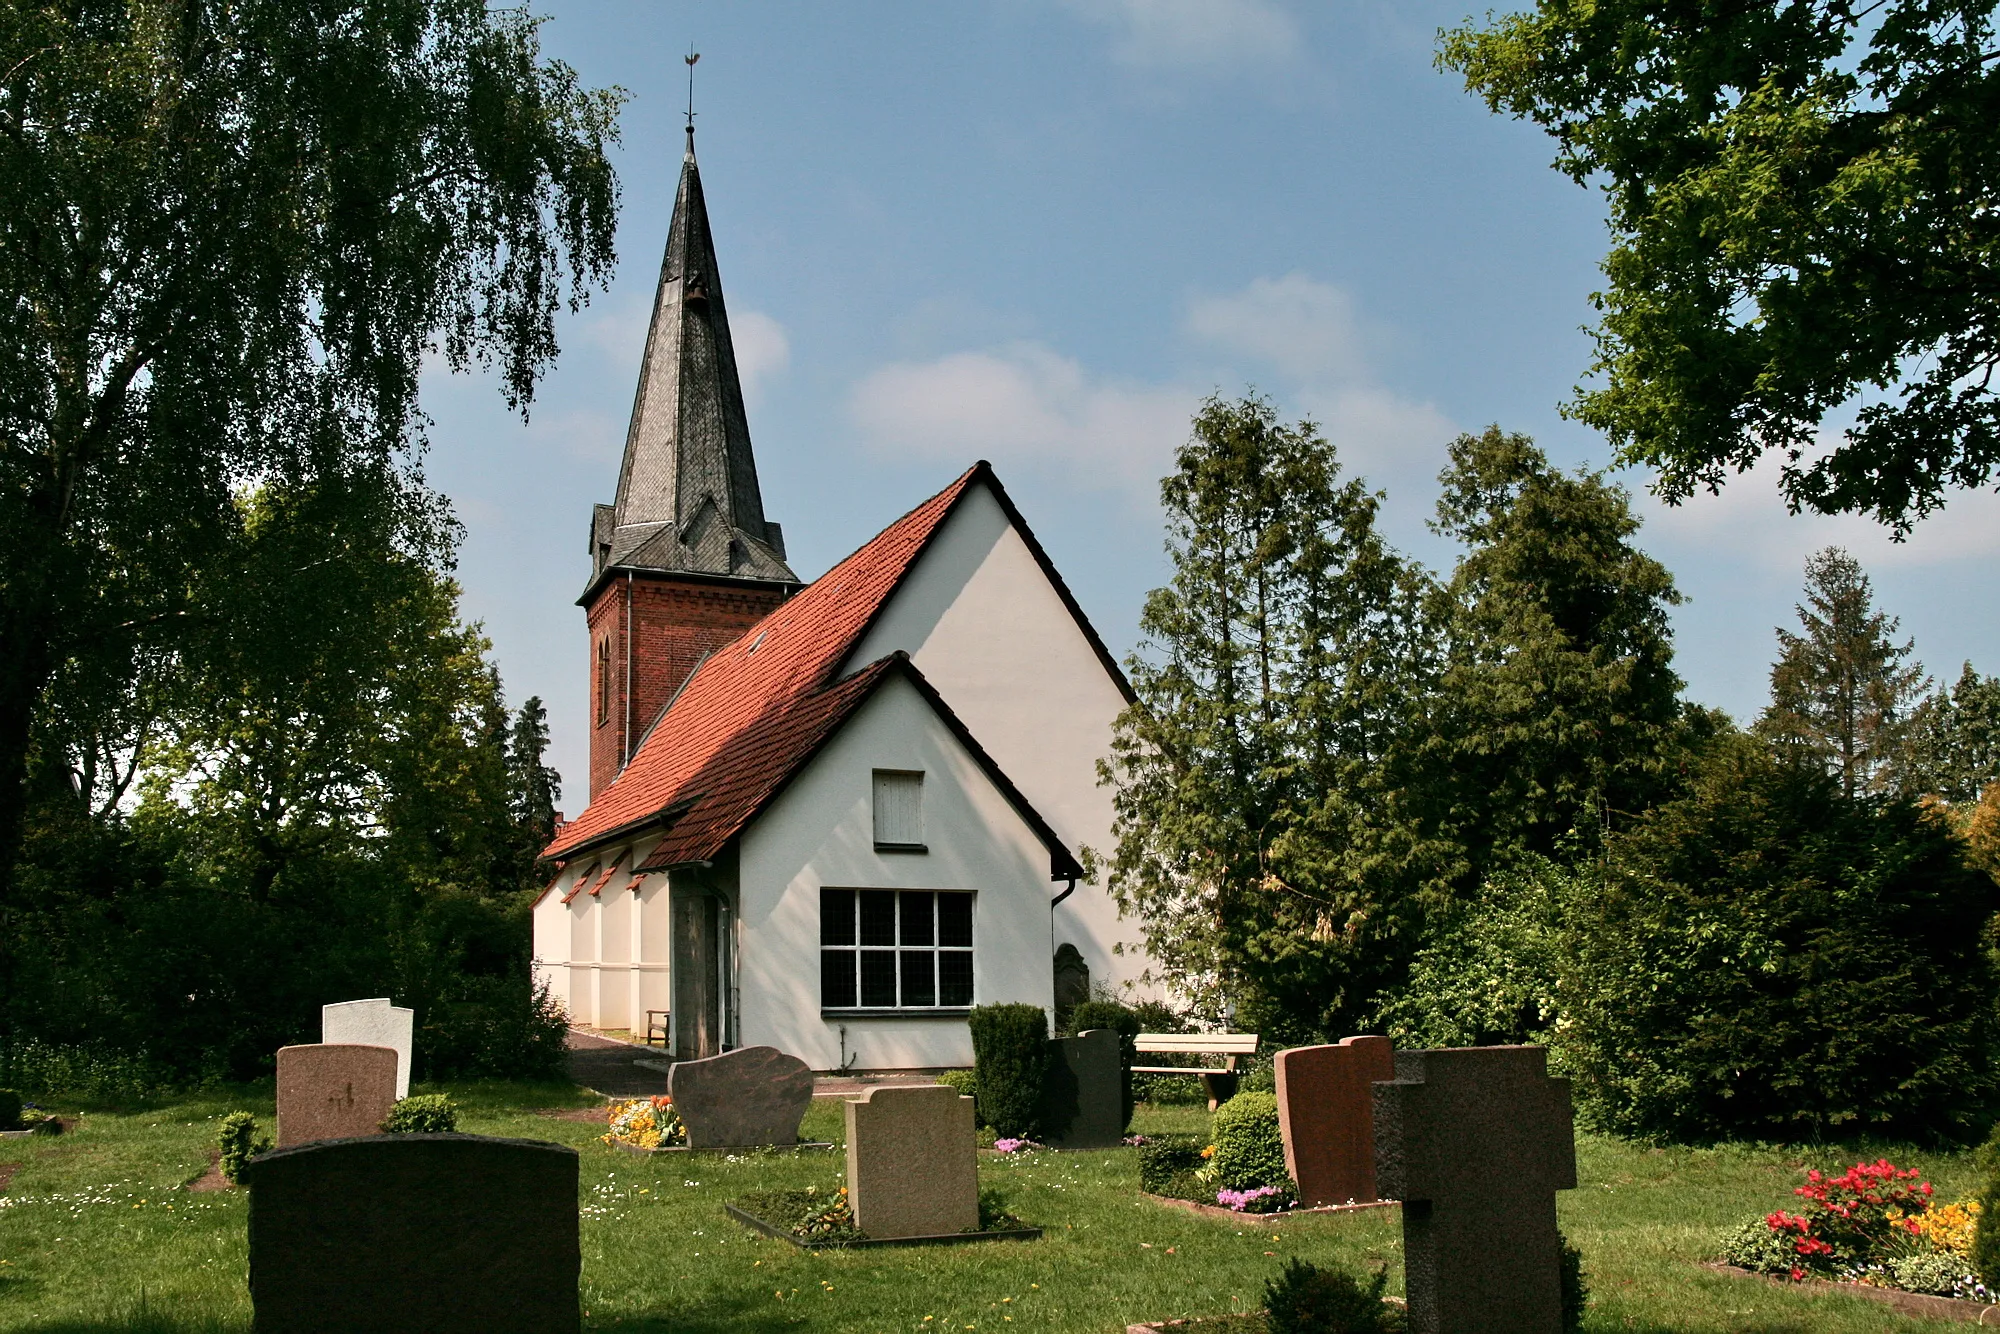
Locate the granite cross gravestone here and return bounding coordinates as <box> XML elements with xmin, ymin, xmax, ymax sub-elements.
<box><xmin>844</xmin><ymin>1084</ymin><xmax>978</xmax><ymax>1239</ymax></box>
<box><xmin>274</xmin><ymin>1044</ymin><xmax>398</xmax><ymax>1148</ymax></box>
<box><xmin>1042</xmin><ymin>1028</ymin><xmax>1123</xmax><ymax>1149</ymax></box>
<box><xmin>1275</xmin><ymin>1035</ymin><xmax>1396</xmax><ymax>1206</ymax></box>
<box><xmin>1372</xmin><ymin>1045</ymin><xmax>1578</xmax><ymax>1334</ymax></box>
<box><xmin>243</xmin><ymin>1132</ymin><xmax>579</xmax><ymax>1334</ymax></box>
<box><xmin>668</xmin><ymin>1045</ymin><xmax>814</xmax><ymax>1148</ymax></box>
<box><xmin>322</xmin><ymin>998</ymin><xmax>415</xmax><ymax>1099</ymax></box>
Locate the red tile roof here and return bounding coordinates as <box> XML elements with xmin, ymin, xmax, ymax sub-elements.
<box><xmin>544</xmin><ymin>465</ymin><xmax>986</xmax><ymax>864</ymax></box>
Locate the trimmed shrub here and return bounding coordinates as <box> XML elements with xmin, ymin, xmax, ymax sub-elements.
<box><xmin>1137</xmin><ymin>1136</ymin><xmax>1208</xmax><ymax>1195</ymax></box>
<box><xmin>1069</xmin><ymin>999</ymin><xmax>1140</xmax><ymax>1130</ymax></box>
<box><xmin>1210</xmin><ymin>1090</ymin><xmax>1289</xmax><ymax>1191</ymax></box>
<box><xmin>1262</xmin><ymin>1258</ymin><xmax>1402</xmax><ymax>1334</ymax></box>
<box><xmin>217</xmin><ymin>1112</ymin><xmax>270</xmax><ymax>1184</ymax></box>
<box><xmin>381</xmin><ymin>1093</ymin><xmax>458</xmax><ymax>1134</ymax></box>
<box><xmin>968</xmin><ymin>1003</ymin><xmax>1050</xmax><ymax>1139</ymax></box>
<box><xmin>1975</xmin><ymin>1129</ymin><xmax>2000</xmax><ymax>1287</ymax></box>
<box><xmin>1557</xmin><ymin>734</ymin><xmax>2000</xmax><ymax>1143</ymax></box>
<box><xmin>0</xmin><ymin>1088</ymin><xmax>20</xmax><ymax>1130</ymax></box>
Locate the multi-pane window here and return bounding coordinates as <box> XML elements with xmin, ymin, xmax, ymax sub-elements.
<box><xmin>872</xmin><ymin>770</ymin><xmax>924</xmax><ymax>849</ymax></box>
<box><xmin>820</xmin><ymin>888</ymin><xmax>972</xmax><ymax>1009</ymax></box>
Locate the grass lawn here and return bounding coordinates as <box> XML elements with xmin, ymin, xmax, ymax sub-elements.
<box><xmin>0</xmin><ymin>1080</ymin><xmax>1985</xmax><ymax>1332</ymax></box>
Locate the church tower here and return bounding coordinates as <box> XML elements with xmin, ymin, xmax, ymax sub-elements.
<box><xmin>581</xmin><ymin>126</ymin><xmax>799</xmax><ymax>799</ymax></box>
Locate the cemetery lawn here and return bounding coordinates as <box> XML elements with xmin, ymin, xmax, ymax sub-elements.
<box><xmin>0</xmin><ymin>1084</ymin><xmax>1987</xmax><ymax>1333</ymax></box>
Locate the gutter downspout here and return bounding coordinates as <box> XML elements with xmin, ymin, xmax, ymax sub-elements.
<box><xmin>1049</xmin><ymin>876</ymin><xmax>1077</xmax><ymax>1012</ymax></box>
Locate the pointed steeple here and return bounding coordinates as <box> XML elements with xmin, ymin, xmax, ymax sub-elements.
<box><xmin>592</xmin><ymin>126</ymin><xmax>796</xmax><ymax>587</ymax></box>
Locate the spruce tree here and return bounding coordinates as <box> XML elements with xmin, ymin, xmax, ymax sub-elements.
<box><xmin>1760</xmin><ymin>547</ymin><xmax>1929</xmax><ymax>796</ymax></box>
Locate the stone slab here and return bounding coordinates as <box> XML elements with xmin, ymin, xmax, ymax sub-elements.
<box><xmin>1275</xmin><ymin>1035</ymin><xmax>1396</xmax><ymax>1206</ymax></box>
<box><xmin>1043</xmin><ymin>1029</ymin><xmax>1123</xmax><ymax>1149</ymax></box>
<box><xmin>844</xmin><ymin>1084</ymin><xmax>978</xmax><ymax>1240</ymax></box>
<box><xmin>668</xmin><ymin>1045</ymin><xmax>814</xmax><ymax>1148</ymax></box>
<box><xmin>322</xmin><ymin>998</ymin><xmax>414</xmax><ymax>1099</ymax></box>
<box><xmin>275</xmin><ymin>1044</ymin><xmax>398</xmax><ymax>1148</ymax></box>
<box><xmin>1373</xmin><ymin>1045</ymin><xmax>1577</xmax><ymax>1334</ymax></box>
<box><xmin>242</xmin><ymin>1132</ymin><xmax>578</xmax><ymax>1334</ymax></box>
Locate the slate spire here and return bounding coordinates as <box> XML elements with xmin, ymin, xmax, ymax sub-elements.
<box><xmin>592</xmin><ymin>126</ymin><xmax>795</xmax><ymax>586</ymax></box>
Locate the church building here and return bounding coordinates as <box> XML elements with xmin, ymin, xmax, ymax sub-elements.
<box><xmin>533</xmin><ymin>127</ymin><xmax>1147</xmax><ymax>1071</ymax></box>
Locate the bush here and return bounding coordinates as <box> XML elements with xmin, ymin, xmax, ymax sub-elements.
<box><xmin>1210</xmin><ymin>1090</ymin><xmax>1289</xmax><ymax>1191</ymax></box>
<box><xmin>968</xmin><ymin>1004</ymin><xmax>1050</xmax><ymax>1139</ymax></box>
<box><xmin>1557</xmin><ymin>733</ymin><xmax>2000</xmax><ymax>1143</ymax></box>
<box><xmin>1976</xmin><ymin>1129</ymin><xmax>2000</xmax><ymax>1286</ymax></box>
<box><xmin>1137</xmin><ymin>1136</ymin><xmax>1208</xmax><ymax>1195</ymax></box>
<box><xmin>1262</xmin><ymin>1258</ymin><xmax>1402</xmax><ymax>1334</ymax></box>
<box><xmin>217</xmin><ymin>1112</ymin><xmax>270</xmax><ymax>1184</ymax></box>
<box><xmin>1558</xmin><ymin>1230</ymin><xmax>1587</xmax><ymax>1334</ymax></box>
<box><xmin>0</xmin><ymin>1088</ymin><xmax>19</xmax><ymax>1130</ymax></box>
<box><xmin>0</xmin><ymin>1039</ymin><xmax>176</xmax><ymax>1102</ymax></box>
<box><xmin>381</xmin><ymin>1093</ymin><xmax>458</xmax><ymax>1133</ymax></box>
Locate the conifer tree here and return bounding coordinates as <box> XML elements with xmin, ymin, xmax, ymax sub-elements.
<box><xmin>508</xmin><ymin>697</ymin><xmax>562</xmax><ymax>854</ymax></box>
<box><xmin>1760</xmin><ymin>547</ymin><xmax>1929</xmax><ymax>797</ymax></box>
<box><xmin>1906</xmin><ymin>664</ymin><xmax>2000</xmax><ymax>803</ymax></box>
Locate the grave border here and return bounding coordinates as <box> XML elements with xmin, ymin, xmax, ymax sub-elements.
<box><xmin>1703</xmin><ymin>1261</ymin><xmax>2000</xmax><ymax>1324</ymax></box>
<box><xmin>1138</xmin><ymin>1191</ymin><xmax>1397</xmax><ymax>1222</ymax></box>
<box><xmin>607</xmin><ymin>1139</ymin><xmax>834</xmax><ymax>1156</ymax></box>
<box><xmin>722</xmin><ymin>1203</ymin><xmax>1042</xmax><ymax>1250</ymax></box>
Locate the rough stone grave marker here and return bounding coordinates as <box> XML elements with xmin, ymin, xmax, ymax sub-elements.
<box><xmin>1275</xmin><ymin>1035</ymin><xmax>1396</xmax><ymax>1206</ymax></box>
<box><xmin>275</xmin><ymin>1044</ymin><xmax>398</xmax><ymax>1148</ymax></box>
<box><xmin>844</xmin><ymin>1084</ymin><xmax>978</xmax><ymax>1239</ymax></box>
<box><xmin>243</xmin><ymin>1132</ymin><xmax>579</xmax><ymax>1334</ymax></box>
<box><xmin>322</xmin><ymin>997</ymin><xmax>414</xmax><ymax>1099</ymax></box>
<box><xmin>1043</xmin><ymin>1028</ymin><xmax>1122</xmax><ymax>1149</ymax></box>
<box><xmin>669</xmin><ymin>1045</ymin><xmax>814</xmax><ymax>1148</ymax></box>
<box><xmin>1372</xmin><ymin>1045</ymin><xmax>1578</xmax><ymax>1334</ymax></box>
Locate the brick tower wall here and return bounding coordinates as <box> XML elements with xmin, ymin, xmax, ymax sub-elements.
<box><xmin>586</xmin><ymin>574</ymin><xmax>792</xmax><ymax>799</ymax></box>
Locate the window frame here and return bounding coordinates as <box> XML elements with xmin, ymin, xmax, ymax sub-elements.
<box><xmin>818</xmin><ymin>886</ymin><xmax>974</xmax><ymax>1016</ymax></box>
<box><xmin>871</xmin><ymin>769</ymin><xmax>927</xmax><ymax>853</ymax></box>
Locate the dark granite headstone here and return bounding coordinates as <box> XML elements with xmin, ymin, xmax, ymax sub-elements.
<box><xmin>668</xmin><ymin>1045</ymin><xmax>814</xmax><ymax>1148</ymax></box>
<box><xmin>1275</xmin><ymin>1035</ymin><xmax>1396</xmax><ymax>1206</ymax></box>
<box><xmin>243</xmin><ymin>1133</ymin><xmax>579</xmax><ymax>1334</ymax></box>
<box><xmin>1043</xmin><ymin>1028</ymin><xmax>1122</xmax><ymax>1149</ymax></box>
<box><xmin>1372</xmin><ymin>1046</ymin><xmax>1577</xmax><ymax>1334</ymax></box>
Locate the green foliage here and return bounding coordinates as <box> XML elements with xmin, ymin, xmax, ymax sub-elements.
<box><xmin>1759</xmin><ymin>547</ymin><xmax>1928</xmax><ymax>797</ymax></box>
<box><xmin>1909</xmin><ymin>664</ymin><xmax>2000</xmax><ymax>803</ymax></box>
<box><xmin>968</xmin><ymin>1004</ymin><xmax>1051</xmax><ymax>1139</ymax></box>
<box><xmin>1103</xmin><ymin>394</ymin><xmax>1445</xmax><ymax>1038</ymax></box>
<box><xmin>1976</xmin><ymin>1126</ymin><xmax>2000</xmax><ymax>1286</ymax></box>
<box><xmin>0</xmin><ymin>1087</ymin><xmax>19</xmax><ymax>1130</ymax></box>
<box><xmin>381</xmin><ymin>1093</ymin><xmax>459</xmax><ymax>1134</ymax></box>
<box><xmin>1717</xmin><ymin>1216</ymin><xmax>1799</xmax><ymax>1276</ymax></box>
<box><xmin>217</xmin><ymin>1112</ymin><xmax>269</xmax><ymax>1185</ymax></box>
<box><xmin>1262</xmin><ymin>1258</ymin><xmax>1402</xmax><ymax>1334</ymax></box>
<box><xmin>1558</xmin><ymin>1231</ymin><xmax>1587</xmax><ymax>1334</ymax></box>
<box><xmin>1439</xmin><ymin>2</ymin><xmax>2000</xmax><ymax>532</ymax></box>
<box><xmin>1556</xmin><ymin>730</ymin><xmax>2000</xmax><ymax>1142</ymax></box>
<box><xmin>1136</xmin><ymin>1137</ymin><xmax>1209</xmax><ymax>1196</ymax></box>
<box><xmin>0</xmin><ymin>1039</ymin><xmax>176</xmax><ymax>1102</ymax></box>
<box><xmin>1371</xmin><ymin>858</ymin><xmax>1572</xmax><ymax>1049</ymax></box>
<box><xmin>1209</xmin><ymin>1091</ymin><xmax>1289</xmax><ymax>1192</ymax></box>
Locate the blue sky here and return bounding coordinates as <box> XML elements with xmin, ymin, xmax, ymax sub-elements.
<box><xmin>419</xmin><ymin>0</ymin><xmax>2000</xmax><ymax>805</ymax></box>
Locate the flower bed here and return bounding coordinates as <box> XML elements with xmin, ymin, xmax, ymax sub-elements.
<box><xmin>724</xmin><ymin>1186</ymin><xmax>1041</xmax><ymax>1249</ymax></box>
<box><xmin>1714</xmin><ymin>1158</ymin><xmax>1991</xmax><ymax>1303</ymax></box>
<box><xmin>1137</xmin><ymin>1136</ymin><xmax>1299</xmax><ymax>1214</ymax></box>
<box><xmin>599</xmin><ymin>1096</ymin><xmax>685</xmax><ymax>1151</ymax></box>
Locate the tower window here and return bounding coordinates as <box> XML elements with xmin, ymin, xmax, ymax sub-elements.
<box><xmin>872</xmin><ymin>770</ymin><xmax>924</xmax><ymax>850</ymax></box>
<box><xmin>596</xmin><ymin>638</ymin><xmax>611</xmax><ymax>725</ymax></box>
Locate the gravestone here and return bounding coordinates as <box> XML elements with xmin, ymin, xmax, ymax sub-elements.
<box><xmin>322</xmin><ymin>998</ymin><xmax>415</xmax><ymax>1099</ymax></box>
<box><xmin>1052</xmin><ymin>943</ymin><xmax>1090</xmax><ymax>1028</ymax></box>
<box><xmin>844</xmin><ymin>1084</ymin><xmax>978</xmax><ymax>1239</ymax></box>
<box><xmin>1275</xmin><ymin>1035</ymin><xmax>1396</xmax><ymax>1206</ymax></box>
<box><xmin>275</xmin><ymin>1044</ymin><xmax>398</xmax><ymax>1148</ymax></box>
<box><xmin>1042</xmin><ymin>1028</ymin><xmax>1122</xmax><ymax>1149</ymax></box>
<box><xmin>1372</xmin><ymin>1046</ymin><xmax>1577</xmax><ymax>1334</ymax></box>
<box><xmin>668</xmin><ymin>1045</ymin><xmax>814</xmax><ymax>1148</ymax></box>
<box><xmin>242</xmin><ymin>1132</ymin><xmax>579</xmax><ymax>1334</ymax></box>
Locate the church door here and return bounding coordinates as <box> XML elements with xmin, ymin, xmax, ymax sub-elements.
<box><xmin>671</xmin><ymin>883</ymin><xmax>723</xmax><ymax>1061</ymax></box>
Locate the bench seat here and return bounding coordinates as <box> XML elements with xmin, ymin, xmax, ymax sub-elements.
<box><xmin>1130</xmin><ymin>1033</ymin><xmax>1259</xmax><ymax>1110</ymax></box>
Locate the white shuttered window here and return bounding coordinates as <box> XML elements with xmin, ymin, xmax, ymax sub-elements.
<box><xmin>872</xmin><ymin>770</ymin><xmax>924</xmax><ymax>849</ymax></box>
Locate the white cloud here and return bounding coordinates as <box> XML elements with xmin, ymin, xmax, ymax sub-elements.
<box><xmin>849</xmin><ymin>342</ymin><xmax>1196</xmax><ymax>491</ymax></box>
<box><xmin>1185</xmin><ymin>272</ymin><xmax>1368</xmax><ymax>385</ymax></box>
<box><xmin>1062</xmin><ymin>0</ymin><xmax>1301</xmax><ymax>70</ymax></box>
<box><xmin>730</xmin><ymin>309</ymin><xmax>791</xmax><ymax>410</ymax></box>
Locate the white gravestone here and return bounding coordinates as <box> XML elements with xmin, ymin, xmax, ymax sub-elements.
<box><xmin>322</xmin><ymin>999</ymin><xmax>415</xmax><ymax>1100</ymax></box>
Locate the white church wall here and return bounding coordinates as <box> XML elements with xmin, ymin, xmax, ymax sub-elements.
<box><xmin>844</xmin><ymin>481</ymin><xmax>1154</xmax><ymax>1002</ymax></box>
<box><xmin>737</xmin><ymin>673</ymin><xmax>1058</xmax><ymax>1071</ymax></box>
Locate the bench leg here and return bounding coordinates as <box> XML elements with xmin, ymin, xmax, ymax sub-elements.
<box><xmin>1200</xmin><ymin>1072</ymin><xmax>1238</xmax><ymax>1111</ymax></box>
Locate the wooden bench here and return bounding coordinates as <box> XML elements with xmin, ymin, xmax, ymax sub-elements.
<box><xmin>1131</xmin><ymin>1032</ymin><xmax>1259</xmax><ymax>1110</ymax></box>
<box><xmin>644</xmin><ymin>1010</ymin><xmax>670</xmax><ymax>1047</ymax></box>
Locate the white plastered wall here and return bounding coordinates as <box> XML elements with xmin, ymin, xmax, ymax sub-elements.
<box><xmin>737</xmin><ymin>672</ymin><xmax>1058</xmax><ymax>1070</ymax></box>
<box><xmin>531</xmin><ymin>837</ymin><xmax>670</xmax><ymax>1030</ymax></box>
<box><xmin>845</xmin><ymin>480</ymin><xmax>1155</xmax><ymax>1000</ymax></box>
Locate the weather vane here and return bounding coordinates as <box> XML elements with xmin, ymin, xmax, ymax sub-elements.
<box><xmin>685</xmin><ymin>48</ymin><xmax>699</xmax><ymax>134</ymax></box>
